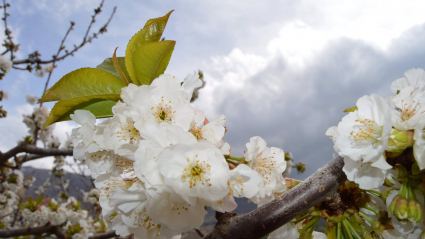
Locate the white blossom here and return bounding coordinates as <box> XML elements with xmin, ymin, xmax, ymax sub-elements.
<box><xmin>0</xmin><ymin>55</ymin><xmax>12</xmax><ymax>73</ymax></box>
<box><xmin>129</xmin><ymin>74</ymin><xmax>195</xmax><ymax>132</ymax></box>
<box><xmin>26</xmin><ymin>94</ymin><xmax>38</xmax><ymax>105</ymax></box>
<box><xmin>244</xmin><ymin>136</ymin><xmax>286</xmax><ymax>202</ymax></box>
<box><xmin>336</xmin><ymin>94</ymin><xmax>392</xmax><ymax>164</ymax></box>
<box><xmin>156</xmin><ymin>142</ymin><xmax>230</xmax><ymax>204</ymax></box>
<box><xmin>392</xmin><ymin>86</ymin><xmax>425</xmax><ymax>130</ymax></box>
<box><xmin>391</xmin><ymin>68</ymin><xmax>425</xmax><ymax>94</ymax></box>
<box><xmin>189</xmin><ymin>109</ymin><xmax>226</xmax><ymax>145</ymax></box>
<box><xmin>181</xmin><ymin>74</ymin><xmax>202</xmax><ymax>101</ymax></box>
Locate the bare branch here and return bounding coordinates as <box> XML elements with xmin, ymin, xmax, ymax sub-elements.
<box><xmin>40</xmin><ymin>21</ymin><xmax>74</xmax><ymax>99</ymax></box>
<box><xmin>11</xmin><ymin>195</ymin><xmax>23</xmax><ymax>227</ymax></box>
<box><xmin>0</xmin><ymin>144</ymin><xmax>72</xmax><ymax>165</ymax></box>
<box><xmin>0</xmin><ymin>225</ymin><xmax>115</xmax><ymax>239</ymax></box>
<box><xmin>195</xmin><ymin>228</ymin><xmax>205</xmax><ymax>237</ymax></box>
<box><xmin>2</xmin><ymin>0</ymin><xmax>16</xmax><ymax>60</ymax></box>
<box><xmin>0</xmin><ymin>224</ymin><xmax>65</xmax><ymax>238</ymax></box>
<box><xmin>203</xmin><ymin>156</ymin><xmax>346</xmax><ymax>239</ymax></box>
<box><xmin>83</xmin><ymin>0</ymin><xmax>105</xmax><ymax>42</ymax></box>
<box><xmin>89</xmin><ymin>231</ymin><xmax>117</xmax><ymax>239</ymax></box>
<box><xmin>12</xmin><ymin>2</ymin><xmax>117</xmax><ymax>66</ymax></box>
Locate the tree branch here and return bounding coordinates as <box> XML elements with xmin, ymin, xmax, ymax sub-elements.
<box><xmin>0</xmin><ymin>144</ymin><xmax>72</xmax><ymax>165</ymax></box>
<box><xmin>0</xmin><ymin>224</ymin><xmax>65</xmax><ymax>238</ymax></box>
<box><xmin>195</xmin><ymin>228</ymin><xmax>205</xmax><ymax>237</ymax></box>
<box><xmin>89</xmin><ymin>231</ymin><xmax>117</xmax><ymax>239</ymax></box>
<box><xmin>12</xmin><ymin>2</ymin><xmax>117</xmax><ymax>66</ymax></box>
<box><xmin>203</xmin><ymin>155</ymin><xmax>346</xmax><ymax>239</ymax></box>
<box><xmin>0</xmin><ymin>225</ymin><xmax>116</xmax><ymax>239</ymax></box>
<box><xmin>2</xmin><ymin>0</ymin><xmax>16</xmax><ymax>60</ymax></box>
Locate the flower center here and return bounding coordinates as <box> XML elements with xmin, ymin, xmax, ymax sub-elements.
<box><xmin>399</xmin><ymin>99</ymin><xmax>424</xmax><ymax>121</ymax></box>
<box><xmin>89</xmin><ymin>150</ymin><xmax>109</xmax><ymax>162</ymax></box>
<box><xmin>115</xmin><ymin>155</ymin><xmax>134</xmax><ymax>174</ymax></box>
<box><xmin>152</xmin><ymin>97</ymin><xmax>175</xmax><ymax>124</ymax></box>
<box><xmin>252</xmin><ymin>153</ymin><xmax>277</xmax><ymax>177</ymax></box>
<box><xmin>98</xmin><ymin>180</ymin><xmax>126</xmax><ymax>200</ymax></box>
<box><xmin>350</xmin><ymin>118</ymin><xmax>382</xmax><ymax>144</ymax></box>
<box><xmin>181</xmin><ymin>156</ymin><xmax>212</xmax><ymax>189</ymax></box>
<box><xmin>169</xmin><ymin>200</ymin><xmax>191</xmax><ymax>215</ymax></box>
<box><xmin>118</xmin><ymin>120</ymin><xmax>140</xmax><ymax>144</ymax></box>
<box><xmin>190</xmin><ymin>126</ymin><xmax>203</xmax><ymax>141</ymax></box>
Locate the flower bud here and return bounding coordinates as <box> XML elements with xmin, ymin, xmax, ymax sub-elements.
<box><xmin>361</xmin><ymin>230</ymin><xmax>373</xmax><ymax>239</ymax></box>
<box><xmin>388</xmin><ymin>195</ymin><xmax>400</xmax><ymax>214</ymax></box>
<box><xmin>351</xmin><ymin>213</ymin><xmax>365</xmax><ymax>224</ymax></box>
<box><xmin>408</xmin><ymin>198</ymin><xmax>423</xmax><ymax>224</ymax></box>
<box><xmin>386</xmin><ymin>129</ymin><xmax>414</xmax><ymax>157</ymax></box>
<box><xmin>393</xmin><ymin>196</ymin><xmax>408</xmax><ymax>221</ymax></box>
<box><xmin>285</xmin><ymin>178</ymin><xmax>301</xmax><ymax>189</ymax></box>
<box><xmin>371</xmin><ymin>220</ymin><xmax>385</xmax><ymax>236</ymax></box>
<box><xmin>380</xmin><ymin>189</ymin><xmax>391</xmax><ymax>203</ymax></box>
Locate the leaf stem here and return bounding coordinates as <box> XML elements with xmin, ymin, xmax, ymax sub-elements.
<box><xmin>226</xmin><ymin>159</ymin><xmax>238</xmax><ymax>167</ymax></box>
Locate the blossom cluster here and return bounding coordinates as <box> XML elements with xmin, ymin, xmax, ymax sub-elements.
<box><xmin>0</xmin><ymin>169</ymin><xmax>23</xmax><ymax>228</ymax></box>
<box><xmin>70</xmin><ymin>74</ymin><xmax>298</xmax><ymax>238</ymax></box>
<box><xmin>22</xmin><ymin>94</ymin><xmax>58</xmax><ymax>144</ymax></box>
<box><xmin>327</xmin><ymin>68</ymin><xmax>425</xmax><ymax>238</ymax></box>
<box><xmin>0</xmin><ymin>164</ymin><xmax>109</xmax><ymax>238</ymax></box>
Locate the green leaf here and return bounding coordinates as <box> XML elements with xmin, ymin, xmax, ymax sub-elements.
<box><xmin>112</xmin><ymin>48</ymin><xmax>130</xmax><ymax>84</ymax></box>
<box><xmin>343</xmin><ymin>106</ymin><xmax>358</xmax><ymax>113</ymax></box>
<box><xmin>96</xmin><ymin>57</ymin><xmax>131</xmax><ymax>84</ymax></box>
<box><xmin>412</xmin><ymin>162</ymin><xmax>421</xmax><ymax>175</ymax></box>
<box><xmin>133</xmin><ymin>40</ymin><xmax>175</xmax><ymax>85</ymax></box>
<box><xmin>35</xmin><ymin>195</ymin><xmax>44</xmax><ymax>205</ymax></box>
<box><xmin>40</xmin><ymin>68</ymin><xmax>126</xmax><ymax>103</ymax></box>
<box><xmin>43</xmin><ymin>95</ymin><xmax>120</xmax><ymax>128</ymax></box>
<box><xmin>125</xmin><ymin>10</ymin><xmax>173</xmax><ymax>85</ymax></box>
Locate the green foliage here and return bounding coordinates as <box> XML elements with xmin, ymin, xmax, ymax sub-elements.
<box><xmin>125</xmin><ymin>10</ymin><xmax>173</xmax><ymax>84</ymax></box>
<box><xmin>343</xmin><ymin>106</ymin><xmax>358</xmax><ymax>113</ymax></box>
<box><xmin>40</xmin><ymin>68</ymin><xmax>125</xmax><ymax>103</ymax></box>
<box><xmin>43</xmin><ymin>10</ymin><xmax>175</xmax><ymax>127</ymax></box>
<box><xmin>96</xmin><ymin>56</ymin><xmax>131</xmax><ymax>84</ymax></box>
<box><xmin>21</xmin><ymin>196</ymin><xmax>44</xmax><ymax>212</ymax></box>
<box><xmin>43</xmin><ymin>96</ymin><xmax>118</xmax><ymax>128</ymax></box>
<box><xmin>133</xmin><ymin>40</ymin><xmax>175</xmax><ymax>85</ymax></box>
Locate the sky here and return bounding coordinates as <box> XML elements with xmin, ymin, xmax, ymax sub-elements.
<box><xmin>1</xmin><ymin>0</ymin><xmax>425</xmax><ymax>180</ymax></box>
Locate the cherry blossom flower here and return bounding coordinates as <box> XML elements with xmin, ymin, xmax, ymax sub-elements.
<box><xmin>336</xmin><ymin>94</ymin><xmax>392</xmax><ymax>164</ymax></box>
<box><xmin>392</xmin><ymin>86</ymin><xmax>425</xmax><ymax>130</ymax></box>
<box><xmin>156</xmin><ymin>142</ymin><xmax>230</xmax><ymax>204</ymax></box>
<box><xmin>391</xmin><ymin>68</ymin><xmax>425</xmax><ymax>94</ymax></box>
<box><xmin>129</xmin><ymin>74</ymin><xmax>195</xmax><ymax>131</ymax></box>
<box><xmin>244</xmin><ymin>136</ymin><xmax>286</xmax><ymax>201</ymax></box>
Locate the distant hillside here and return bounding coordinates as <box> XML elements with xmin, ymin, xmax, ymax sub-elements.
<box><xmin>21</xmin><ymin>167</ymin><xmax>94</xmax><ymax>201</ymax></box>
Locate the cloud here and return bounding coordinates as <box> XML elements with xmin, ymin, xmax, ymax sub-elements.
<box><xmin>0</xmin><ymin>104</ymin><xmax>32</xmax><ymax>151</ymax></box>
<box><xmin>198</xmin><ymin>22</ymin><xmax>425</xmax><ymax>179</ymax></box>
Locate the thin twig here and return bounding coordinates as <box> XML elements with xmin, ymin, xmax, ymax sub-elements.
<box><xmin>40</xmin><ymin>21</ymin><xmax>74</xmax><ymax>103</ymax></box>
<box><xmin>195</xmin><ymin>228</ymin><xmax>205</xmax><ymax>237</ymax></box>
<box><xmin>12</xmin><ymin>2</ymin><xmax>117</xmax><ymax>66</ymax></box>
<box><xmin>0</xmin><ymin>143</ymin><xmax>73</xmax><ymax>165</ymax></box>
<box><xmin>2</xmin><ymin>0</ymin><xmax>15</xmax><ymax>60</ymax></box>
<box><xmin>83</xmin><ymin>0</ymin><xmax>105</xmax><ymax>42</ymax></box>
<box><xmin>0</xmin><ymin>212</ymin><xmax>12</xmax><ymax>220</ymax></box>
<box><xmin>89</xmin><ymin>231</ymin><xmax>116</xmax><ymax>239</ymax></box>
<box><xmin>12</xmin><ymin>65</ymin><xmax>26</xmax><ymax>70</ymax></box>
<box><xmin>0</xmin><ymin>224</ymin><xmax>65</xmax><ymax>238</ymax></box>
<box><xmin>11</xmin><ymin>195</ymin><xmax>23</xmax><ymax>227</ymax></box>
<box><xmin>0</xmin><ymin>225</ymin><xmax>115</xmax><ymax>239</ymax></box>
